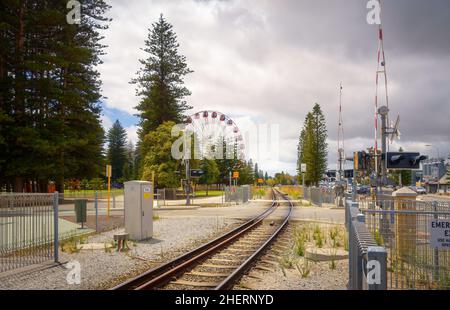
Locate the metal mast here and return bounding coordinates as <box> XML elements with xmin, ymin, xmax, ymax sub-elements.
<box><xmin>374</xmin><ymin>0</ymin><xmax>390</xmax><ymax>175</ymax></box>
<box><xmin>337</xmin><ymin>83</ymin><xmax>345</xmax><ymax>181</ymax></box>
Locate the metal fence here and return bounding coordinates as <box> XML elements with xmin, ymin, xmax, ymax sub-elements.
<box><xmin>346</xmin><ymin>200</ymin><xmax>387</xmax><ymax>290</ymax></box>
<box><xmin>156</xmin><ymin>188</ymin><xmax>166</xmax><ymax>207</ymax></box>
<box><xmin>304</xmin><ymin>187</ymin><xmax>336</xmax><ymax>207</ymax></box>
<box><xmin>364</xmin><ymin>199</ymin><xmax>450</xmax><ymax>290</ymax></box>
<box><xmin>61</xmin><ymin>191</ymin><xmax>124</xmax><ymax>210</ymax></box>
<box><xmin>0</xmin><ymin>193</ymin><xmax>58</xmax><ymax>273</ymax></box>
<box><xmin>225</xmin><ymin>186</ymin><xmax>251</xmax><ymax>204</ymax></box>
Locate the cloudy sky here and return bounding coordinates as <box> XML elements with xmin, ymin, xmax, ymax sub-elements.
<box><xmin>98</xmin><ymin>0</ymin><xmax>450</xmax><ymax>176</ymax></box>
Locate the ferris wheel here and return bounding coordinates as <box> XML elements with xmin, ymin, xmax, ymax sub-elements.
<box><xmin>184</xmin><ymin>111</ymin><xmax>246</xmax><ymax>160</ymax></box>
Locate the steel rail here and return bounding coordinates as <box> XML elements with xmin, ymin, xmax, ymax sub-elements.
<box><xmin>214</xmin><ymin>189</ymin><xmax>293</xmax><ymax>290</ymax></box>
<box><xmin>113</xmin><ymin>189</ymin><xmax>279</xmax><ymax>290</ymax></box>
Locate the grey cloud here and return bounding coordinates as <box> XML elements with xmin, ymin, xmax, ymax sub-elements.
<box><xmin>100</xmin><ymin>0</ymin><xmax>450</xmax><ymax>174</ymax></box>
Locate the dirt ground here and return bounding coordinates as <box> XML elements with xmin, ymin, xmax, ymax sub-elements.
<box><xmin>236</xmin><ymin>222</ymin><xmax>349</xmax><ymax>290</ymax></box>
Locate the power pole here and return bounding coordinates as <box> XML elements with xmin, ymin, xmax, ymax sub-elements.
<box><xmin>336</xmin><ymin>84</ymin><xmax>346</xmax><ymax>207</ymax></box>
<box><xmin>378</xmin><ymin>106</ymin><xmax>389</xmax><ymax>187</ymax></box>
<box><xmin>373</xmin><ymin>0</ymin><xmax>390</xmax><ymax>181</ymax></box>
<box><xmin>337</xmin><ymin>83</ymin><xmax>345</xmax><ymax>182</ymax></box>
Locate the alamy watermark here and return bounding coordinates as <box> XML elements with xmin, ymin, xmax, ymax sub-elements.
<box><xmin>367</xmin><ymin>259</ymin><xmax>381</xmax><ymax>285</ymax></box>
<box><xmin>66</xmin><ymin>260</ymin><xmax>81</xmax><ymax>285</ymax></box>
<box><xmin>366</xmin><ymin>0</ymin><xmax>381</xmax><ymax>25</ymax></box>
<box><xmin>66</xmin><ymin>0</ymin><xmax>81</xmax><ymax>25</ymax></box>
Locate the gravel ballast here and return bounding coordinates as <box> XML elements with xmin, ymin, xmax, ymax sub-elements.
<box><xmin>0</xmin><ymin>216</ymin><xmax>242</xmax><ymax>290</ymax></box>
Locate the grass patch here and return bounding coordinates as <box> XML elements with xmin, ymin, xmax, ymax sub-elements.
<box><xmin>279</xmin><ymin>255</ymin><xmax>295</xmax><ymax>269</ymax></box>
<box><xmin>374</xmin><ymin>229</ymin><xmax>384</xmax><ymax>246</ymax></box>
<box><xmin>296</xmin><ymin>259</ymin><xmax>311</xmax><ymax>278</ymax></box>
<box><xmin>329</xmin><ymin>226</ymin><xmax>342</xmax><ymax>248</ymax></box>
<box><xmin>329</xmin><ymin>248</ymin><xmax>337</xmax><ymax>270</ymax></box>
<box><xmin>194</xmin><ymin>190</ymin><xmax>224</xmax><ymax>198</ymax></box>
<box><xmin>104</xmin><ymin>241</ymin><xmax>115</xmax><ymax>253</ymax></box>
<box><xmin>279</xmin><ymin>186</ymin><xmax>303</xmax><ymax>200</ymax></box>
<box><xmin>254</xmin><ymin>189</ymin><xmax>267</xmax><ymax>199</ymax></box>
<box><xmin>293</xmin><ymin>226</ymin><xmax>310</xmax><ymax>257</ymax></box>
<box><xmin>60</xmin><ymin>235</ymin><xmax>82</xmax><ymax>254</ymax></box>
<box><xmin>198</xmin><ymin>203</ymin><xmax>228</xmax><ymax>208</ymax></box>
<box><xmin>63</xmin><ymin>189</ymin><xmax>124</xmax><ymax>199</ymax></box>
<box><xmin>313</xmin><ymin>225</ymin><xmax>324</xmax><ymax>248</ymax></box>
<box><xmin>294</xmin><ymin>238</ymin><xmax>306</xmax><ymax>257</ymax></box>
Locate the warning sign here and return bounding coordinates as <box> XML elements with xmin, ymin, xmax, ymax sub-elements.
<box><xmin>429</xmin><ymin>220</ymin><xmax>450</xmax><ymax>249</ymax></box>
<box><xmin>105</xmin><ymin>165</ymin><xmax>112</xmax><ymax>177</ymax></box>
<box><xmin>301</xmin><ymin>163</ymin><xmax>307</xmax><ymax>173</ymax></box>
<box><xmin>233</xmin><ymin>171</ymin><xmax>239</xmax><ymax>178</ymax></box>
<box><xmin>143</xmin><ymin>186</ymin><xmax>151</xmax><ymax>199</ymax></box>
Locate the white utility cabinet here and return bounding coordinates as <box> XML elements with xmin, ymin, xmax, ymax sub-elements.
<box><xmin>124</xmin><ymin>181</ymin><xmax>153</xmax><ymax>240</ymax></box>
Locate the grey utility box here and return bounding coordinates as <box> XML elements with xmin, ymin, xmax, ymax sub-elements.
<box><xmin>124</xmin><ymin>181</ymin><xmax>153</xmax><ymax>241</ymax></box>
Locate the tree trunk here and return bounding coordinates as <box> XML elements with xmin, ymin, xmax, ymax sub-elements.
<box><xmin>38</xmin><ymin>180</ymin><xmax>48</xmax><ymax>193</ymax></box>
<box><xmin>14</xmin><ymin>176</ymin><xmax>24</xmax><ymax>192</ymax></box>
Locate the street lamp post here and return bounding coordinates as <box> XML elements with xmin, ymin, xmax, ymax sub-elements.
<box><xmin>426</xmin><ymin>144</ymin><xmax>441</xmax><ymax>194</ymax></box>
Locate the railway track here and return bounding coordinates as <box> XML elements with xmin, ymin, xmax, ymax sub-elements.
<box><xmin>113</xmin><ymin>189</ymin><xmax>293</xmax><ymax>291</ymax></box>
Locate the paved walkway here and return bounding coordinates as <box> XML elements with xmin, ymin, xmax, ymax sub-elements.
<box><xmin>155</xmin><ymin>200</ymin><xmax>345</xmax><ymax>224</ymax></box>
<box><xmin>1</xmin><ymin>216</ymin><xmax>93</xmax><ymax>250</ymax></box>
<box><xmin>58</xmin><ymin>198</ymin><xmax>345</xmax><ymax>225</ymax></box>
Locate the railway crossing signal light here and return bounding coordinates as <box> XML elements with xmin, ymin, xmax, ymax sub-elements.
<box><xmin>353</xmin><ymin>152</ymin><xmax>359</xmax><ymax>171</ymax></box>
<box><xmin>411</xmin><ymin>155</ymin><xmax>428</xmax><ymax>167</ymax></box>
<box><xmin>354</xmin><ymin>151</ymin><xmax>370</xmax><ymax>171</ymax></box>
<box><xmin>386</xmin><ymin>152</ymin><xmax>428</xmax><ymax>170</ymax></box>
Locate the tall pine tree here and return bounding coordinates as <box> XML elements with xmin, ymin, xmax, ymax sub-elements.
<box><xmin>311</xmin><ymin>104</ymin><xmax>328</xmax><ymax>183</ymax></box>
<box><xmin>254</xmin><ymin>162</ymin><xmax>259</xmax><ymax>179</ymax></box>
<box><xmin>123</xmin><ymin>141</ymin><xmax>137</xmax><ymax>181</ymax></box>
<box><xmin>297</xmin><ymin>104</ymin><xmax>328</xmax><ymax>185</ymax></box>
<box><xmin>0</xmin><ymin>0</ymin><xmax>110</xmax><ymax>192</ymax></box>
<box><xmin>107</xmin><ymin>120</ymin><xmax>127</xmax><ymax>182</ymax></box>
<box><xmin>132</xmin><ymin>14</ymin><xmax>193</xmax><ymax>140</ymax></box>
